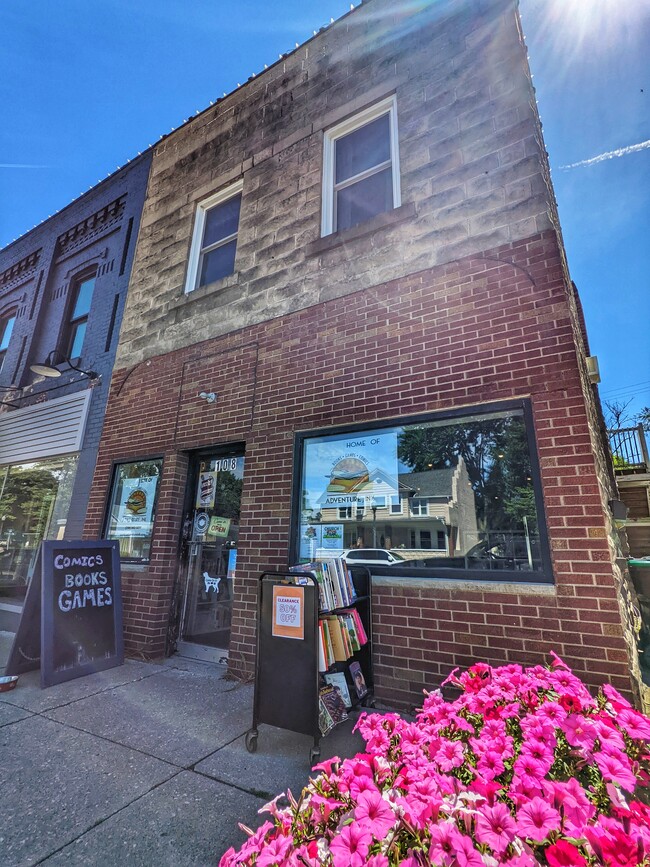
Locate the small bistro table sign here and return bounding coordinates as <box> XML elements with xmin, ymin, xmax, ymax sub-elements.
<box><xmin>6</xmin><ymin>540</ymin><xmax>124</xmax><ymax>688</ymax></box>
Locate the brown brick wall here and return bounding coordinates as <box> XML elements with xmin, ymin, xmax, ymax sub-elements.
<box><xmin>85</xmin><ymin>229</ymin><xmax>635</xmax><ymax>704</ymax></box>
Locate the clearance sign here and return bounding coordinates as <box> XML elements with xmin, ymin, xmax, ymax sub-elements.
<box><xmin>271</xmin><ymin>585</ymin><xmax>304</xmax><ymax>640</ymax></box>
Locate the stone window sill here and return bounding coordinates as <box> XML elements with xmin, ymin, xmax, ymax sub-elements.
<box><xmin>371</xmin><ymin>574</ymin><xmax>557</xmax><ymax>596</ymax></box>
<box><xmin>306</xmin><ymin>202</ymin><xmax>416</xmax><ymax>257</ymax></box>
<box><xmin>170</xmin><ymin>272</ymin><xmax>239</xmax><ymax>311</ymax></box>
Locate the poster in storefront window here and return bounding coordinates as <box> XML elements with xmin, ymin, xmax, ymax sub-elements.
<box><xmin>115</xmin><ymin>476</ymin><xmax>157</xmax><ymax>537</ymax></box>
<box><xmin>196</xmin><ymin>471</ymin><xmax>218</xmax><ymax>509</ymax></box>
<box><xmin>321</xmin><ymin>524</ymin><xmax>344</xmax><ymax>548</ymax></box>
<box><xmin>303</xmin><ymin>428</ymin><xmax>399</xmax><ymax>513</ymax></box>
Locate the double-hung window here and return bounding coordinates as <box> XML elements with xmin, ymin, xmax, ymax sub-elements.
<box><xmin>65</xmin><ymin>274</ymin><xmax>95</xmax><ymax>358</ymax></box>
<box><xmin>322</xmin><ymin>96</ymin><xmax>400</xmax><ymax>236</ymax></box>
<box><xmin>185</xmin><ymin>181</ymin><xmax>243</xmax><ymax>293</ymax></box>
<box><xmin>0</xmin><ymin>313</ymin><xmax>15</xmax><ymax>374</ymax></box>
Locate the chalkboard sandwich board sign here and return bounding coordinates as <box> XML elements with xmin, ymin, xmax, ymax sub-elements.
<box><xmin>42</xmin><ymin>540</ymin><xmax>123</xmax><ymax>688</ymax></box>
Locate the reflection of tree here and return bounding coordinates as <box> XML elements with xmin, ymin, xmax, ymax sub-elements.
<box><xmin>0</xmin><ymin>467</ymin><xmax>58</xmax><ymax>538</ymax></box>
<box><xmin>123</xmin><ymin>461</ymin><xmax>161</xmax><ymax>479</ymax></box>
<box><xmin>217</xmin><ymin>471</ymin><xmax>243</xmax><ymax>521</ymax></box>
<box><xmin>45</xmin><ymin>457</ymin><xmax>78</xmax><ymax>538</ymax></box>
<box><xmin>398</xmin><ymin>416</ymin><xmax>534</xmax><ymax>531</ymax></box>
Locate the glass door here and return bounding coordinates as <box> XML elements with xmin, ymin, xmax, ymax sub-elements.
<box><xmin>177</xmin><ymin>450</ymin><xmax>244</xmax><ymax>663</ymax></box>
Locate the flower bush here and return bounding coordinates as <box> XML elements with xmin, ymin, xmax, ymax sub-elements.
<box><xmin>220</xmin><ymin>655</ymin><xmax>650</xmax><ymax>866</ymax></box>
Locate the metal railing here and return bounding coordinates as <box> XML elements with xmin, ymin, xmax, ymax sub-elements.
<box><xmin>608</xmin><ymin>424</ymin><xmax>649</xmax><ymax>472</ymax></box>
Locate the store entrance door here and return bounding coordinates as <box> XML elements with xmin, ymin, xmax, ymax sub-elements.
<box><xmin>177</xmin><ymin>450</ymin><xmax>244</xmax><ymax>663</ymax></box>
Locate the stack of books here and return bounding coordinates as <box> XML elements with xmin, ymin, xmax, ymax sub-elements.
<box><xmin>317</xmin><ymin>607</ymin><xmax>368</xmax><ymax>671</ymax></box>
<box><xmin>290</xmin><ymin>558</ymin><xmax>357</xmax><ymax>612</ymax></box>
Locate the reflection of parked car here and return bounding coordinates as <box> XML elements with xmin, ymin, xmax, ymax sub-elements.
<box><xmin>395</xmin><ymin>541</ymin><xmax>516</xmax><ymax>570</ymax></box>
<box><xmin>342</xmin><ymin>548</ymin><xmax>406</xmax><ymax>566</ymax></box>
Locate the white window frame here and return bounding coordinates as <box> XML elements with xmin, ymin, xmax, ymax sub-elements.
<box><xmin>389</xmin><ymin>494</ymin><xmax>402</xmax><ymax>515</ymax></box>
<box><xmin>410</xmin><ymin>497</ymin><xmax>429</xmax><ymax>517</ymax></box>
<box><xmin>321</xmin><ymin>95</ymin><xmax>401</xmax><ymax>237</ymax></box>
<box><xmin>184</xmin><ymin>180</ymin><xmax>243</xmax><ymax>295</ymax></box>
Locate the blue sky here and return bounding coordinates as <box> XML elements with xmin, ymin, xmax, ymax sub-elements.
<box><xmin>1</xmin><ymin>0</ymin><xmax>648</xmax><ymax>421</ymax></box>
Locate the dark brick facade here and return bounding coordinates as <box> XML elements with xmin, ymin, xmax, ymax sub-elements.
<box><xmin>0</xmin><ymin>154</ymin><xmax>151</xmax><ymax>538</ymax></box>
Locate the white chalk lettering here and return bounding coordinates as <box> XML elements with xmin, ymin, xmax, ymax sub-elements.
<box><xmin>57</xmin><ymin>586</ymin><xmax>113</xmax><ymax>612</ymax></box>
<box><xmin>54</xmin><ymin>553</ymin><xmax>105</xmax><ymax>570</ymax></box>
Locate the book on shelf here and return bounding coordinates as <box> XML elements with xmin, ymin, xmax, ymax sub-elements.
<box><xmin>324</xmin><ymin>671</ymin><xmax>352</xmax><ymax>709</ymax></box>
<box><xmin>318</xmin><ymin>609</ymin><xmax>368</xmax><ymax>669</ymax></box>
<box><xmin>318</xmin><ymin>684</ymin><xmax>348</xmax><ymax>734</ymax></box>
<box><xmin>290</xmin><ymin>557</ymin><xmax>356</xmax><ymax>612</ymax></box>
<box><xmin>349</xmin><ymin>661</ymin><xmax>368</xmax><ymax>699</ymax></box>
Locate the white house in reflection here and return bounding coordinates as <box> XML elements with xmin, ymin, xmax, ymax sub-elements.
<box><xmin>316</xmin><ymin>458</ymin><xmax>478</xmax><ymax>556</ymax></box>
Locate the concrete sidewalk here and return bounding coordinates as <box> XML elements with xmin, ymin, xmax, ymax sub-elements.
<box><xmin>0</xmin><ymin>634</ymin><xmax>367</xmax><ymax>866</ymax></box>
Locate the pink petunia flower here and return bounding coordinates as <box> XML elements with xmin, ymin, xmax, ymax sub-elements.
<box><xmin>594</xmin><ymin>751</ymin><xmax>637</xmax><ymax>792</ymax></box>
<box><xmin>616</xmin><ymin>708</ymin><xmax>650</xmax><ymax>741</ymax></box>
<box><xmin>603</xmin><ymin>683</ymin><xmax>633</xmax><ymax>712</ymax></box>
<box><xmin>474</xmin><ymin>802</ymin><xmax>517</xmax><ymax>854</ymax></box>
<box><xmin>545</xmin><ymin>839</ymin><xmax>587</xmax><ymax>867</ymax></box>
<box><xmin>255</xmin><ymin>833</ymin><xmax>293</xmax><ymax>867</ymax></box>
<box><xmin>516</xmin><ymin>797</ymin><xmax>561</xmax><ymax>842</ymax></box>
<box><xmin>476</xmin><ymin>749</ymin><xmax>506</xmax><ymax>781</ymax></box>
<box><xmin>512</xmin><ymin>753</ymin><xmax>547</xmax><ymax>790</ymax></box>
<box><xmin>429</xmin><ymin>820</ymin><xmax>463</xmax><ymax>865</ymax></box>
<box><xmin>328</xmin><ymin>823</ymin><xmax>373</xmax><ymax>867</ymax></box>
<box><xmin>454</xmin><ymin>832</ymin><xmax>487</xmax><ymax>867</ymax></box>
<box><xmin>562</xmin><ymin>714</ymin><xmax>597</xmax><ymax>751</ymax></box>
<box><xmin>435</xmin><ymin>739</ymin><xmax>465</xmax><ymax>772</ymax></box>
<box><xmin>354</xmin><ymin>788</ymin><xmax>396</xmax><ymax>838</ymax></box>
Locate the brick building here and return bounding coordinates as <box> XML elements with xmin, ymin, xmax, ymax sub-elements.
<box><xmin>84</xmin><ymin>0</ymin><xmax>643</xmax><ymax>706</ymax></box>
<box><xmin>0</xmin><ymin>154</ymin><xmax>151</xmax><ymax>631</ymax></box>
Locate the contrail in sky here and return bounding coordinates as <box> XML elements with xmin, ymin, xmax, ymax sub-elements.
<box><xmin>0</xmin><ymin>163</ymin><xmax>49</xmax><ymax>169</ymax></box>
<box><xmin>559</xmin><ymin>139</ymin><xmax>650</xmax><ymax>170</ymax></box>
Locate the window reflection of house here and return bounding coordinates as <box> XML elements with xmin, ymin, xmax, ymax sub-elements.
<box><xmin>321</xmin><ymin>458</ymin><xmax>478</xmax><ymax>557</ymax></box>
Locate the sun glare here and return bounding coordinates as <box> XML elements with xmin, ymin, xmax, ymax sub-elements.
<box><xmin>522</xmin><ymin>0</ymin><xmax>650</xmax><ymax>58</ymax></box>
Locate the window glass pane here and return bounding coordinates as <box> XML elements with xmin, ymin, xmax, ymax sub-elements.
<box><xmin>69</xmin><ymin>321</ymin><xmax>86</xmax><ymax>358</ymax></box>
<box><xmin>297</xmin><ymin>409</ymin><xmax>544</xmax><ymax>575</ymax></box>
<box><xmin>72</xmin><ymin>277</ymin><xmax>95</xmax><ymax>320</ymax></box>
<box><xmin>202</xmin><ymin>195</ymin><xmax>241</xmax><ymax>249</ymax></box>
<box><xmin>198</xmin><ymin>239</ymin><xmax>237</xmax><ymax>288</ymax></box>
<box><xmin>335</xmin><ymin>113</ymin><xmax>391</xmax><ymax>183</ymax></box>
<box><xmin>1</xmin><ymin>315</ymin><xmax>15</xmax><ymax>351</ymax></box>
<box><xmin>0</xmin><ymin>455</ymin><xmax>78</xmax><ymax>605</ymax></box>
<box><xmin>104</xmin><ymin>459</ymin><xmax>163</xmax><ymax>560</ymax></box>
<box><xmin>336</xmin><ymin>167</ymin><xmax>393</xmax><ymax>232</ymax></box>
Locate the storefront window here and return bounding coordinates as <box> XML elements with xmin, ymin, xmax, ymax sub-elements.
<box><xmin>0</xmin><ymin>455</ymin><xmax>78</xmax><ymax>602</ymax></box>
<box><xmin>295</xmin><ymin>402</ymin><xmax>550</xmax><ymax>581</ymax></box>
<box><xmin>104</xmin><ymin>459</ymin><xmax>162</xmax><ymax>561</ymax></box>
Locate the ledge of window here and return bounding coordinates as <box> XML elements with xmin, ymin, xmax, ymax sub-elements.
<box><xmin>370</xmin><ymin>573</ymin><xmax>556</xmax><ymax>596</ymax></box>
<box><xmin>306</xmin><ymin>202</ymin><xmax>416</xmax><ymax>258</ymax></box>
<box><xmin>172</xmin><ymin>272</ymin><xmax>240</xmax><ymax>311</ymax></box>
<box><xmin>119</xmin><ymin>561</ymin><xmax>149</xmax><ymax>573</ymax></box>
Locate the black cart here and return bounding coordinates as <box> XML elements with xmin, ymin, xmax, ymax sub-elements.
<box><xmin>245</xmin><ymin>570</ymin><xmax>321</xmax><ymax>762</ymax></box>
<box><xmin>245</xmin><ymin>566</ymin><xmax>373</xmax><ymax>763</ymax></box>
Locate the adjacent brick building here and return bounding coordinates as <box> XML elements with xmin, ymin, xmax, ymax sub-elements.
<box><xmin>0</xmin><ymin>154</ymin><xmax>151</xmax><ymax>629</ymax></box>
<box><xmin>84</xmin><ymin>0</ymin><xmax>643</xmax><ymax>706</ymax></box>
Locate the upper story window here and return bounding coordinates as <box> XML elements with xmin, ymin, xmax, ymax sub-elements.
<box><xmin>0</xmin><ymin>313</ymin><xmax>16</xmax><ymax>374</ymax></box>
<box><xmin>185</xmin><ymin>181</ymin><xmax>243</xmax><ymax>294</ymax></box>
<box><xmin>321</xmin><ymin>96</ymin><xmax>400</xmax><ymax>236</ymax></box>
<box><xmin>410</xmin><ymin>497</ymin><xmax>429</xmax><ymax>516</ymax></box>
<box><xmin>65</xmin><ymin>274</ymin><xmax>96</xmax><ymax>359</ymax></box>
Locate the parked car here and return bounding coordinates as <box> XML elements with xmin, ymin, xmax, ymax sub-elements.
<box><xmin>342</xmin><ymin>548</ymin><xmax>407</xmax><ymax>566</ymax></box>
<box><xmin>394</xmin><ymin>540</ymin><xmax>517</xmax><ymax>570</ymax></box>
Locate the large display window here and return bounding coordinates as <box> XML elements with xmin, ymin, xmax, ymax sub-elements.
<box><xmin>0</xmin><ymin>455</ymin><xmax>79</xmax><ymax>602</ymax></box>
<box><xmin>104</xmin><ymin>459</ymin><xmax>163</xmax><ymax>561</ymax></box>
<box><xmin>294</xmin><ymin>401</ymin><xmax>552</xmax><ymax>582</ymax></box>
